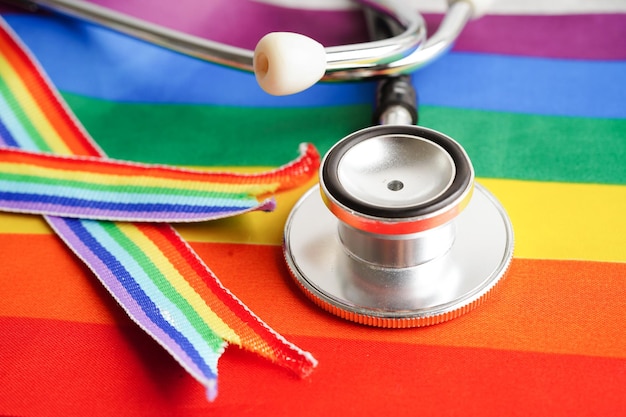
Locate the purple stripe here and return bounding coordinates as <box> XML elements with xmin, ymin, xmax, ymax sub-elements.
<box><xmin>0</xmin><ymin>198</ymin><xmax>275</xmax><ymax>221</ymax></box>
<box><xmin>45</xmin><ymin>215</ymin><xmax>210</xmax><ymax>385</ymax></box>
<box><xmin>436</xmin><ymin>13</ymin><xmax>626</xmax><ymax>60</ymax></box>
<box><xmin>88</xmin><ymin>1</ymin><xmax>626</xmax><ymax>59</ymax></box>
<box><xmin>90</xmin><ymin>0</ymin><xmax>368</xmax><ymax>47</ymax></box>
<box><xmin>0</xmin><ymin>191</ymin><xmax>258</xmax><ymax>214</ymax></box>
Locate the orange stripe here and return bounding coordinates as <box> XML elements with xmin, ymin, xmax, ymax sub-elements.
<box><xmin>2</xmin><ymin>234</ymin><xmax>624</xmax><ymax>359</ymax></box>
<box><xmin>0</xmin><ymin>146</ymin><xmax>283</xmax><ymax>184</ymax></box>
<box><xmin>0</xmin><ymin>27</ymin><xmax>97</xmax><ymax>156</ymax></box>
<box><xmin>197</xmin><ymin>243</ymin><xmax>626</xmax><ymax>360</ymax></box>
<box><xmin>0</xmin><ymin>233</ymin><xmax>125</xmax><ymax>325</ymax></box>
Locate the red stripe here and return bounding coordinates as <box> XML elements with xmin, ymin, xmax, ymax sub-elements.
<box><xmin>1</xmin><ymin>316</ymin><xmax>623</xmax><ymax>417</ymax></box>
<box><xmin>0</xmin><ymin>23</ymin><xmax>100</xmax><ymax>156</ymax></box>
<box><xmin>0</xmin><ymin>144</ymin><xmax>319</xmax><ymax>188</ymax></box>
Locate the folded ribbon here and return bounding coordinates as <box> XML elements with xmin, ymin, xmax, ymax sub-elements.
<box><xmin>0</xmin><ymin>17</ymin><xmax>319</xmax><ymax>400</ymax></box>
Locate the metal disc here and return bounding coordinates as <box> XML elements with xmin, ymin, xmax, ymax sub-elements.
<box><xmin>335</xmin><ymin>134</ymin><xmax>456</xmax><ymax>209</ymax></box>
<box><xmin>283</xmin><ymin>182</ymin><xmax>514</xmax><ymax>328</ymax></box>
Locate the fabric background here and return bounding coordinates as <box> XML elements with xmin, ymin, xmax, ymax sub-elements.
<box><xmin>1</xmin><ymin>0</ymin><xmax>625</xmax><ymax>415</ymax></box>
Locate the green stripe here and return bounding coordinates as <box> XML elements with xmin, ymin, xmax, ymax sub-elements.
<box><xmin>63</xmin><ymin>93</ymin><xmax>626</xmax><ymax>185</ymax></box>
<box><xmin>0</xmin><ymin>171</ymin><xmax>252</xmax><ymax>199</ymax></box>
<box><xmin>102</xmin><ymin>222</ymin><xmax>224</xmax><ymax>352</ymax></box>
<box><xmin>0</xmin><ymin>77</ymin><xmax>52</xmax><ymax>153</ymax></box>
<box><xmin>421</xmin><ymin>107</ymin><xmax>626</xmax><ymax>185</ymax></box>
<box><xmin>63</xmin><ymin>93</ymin><xmax>369</xmax><ymax>166</ymax></box>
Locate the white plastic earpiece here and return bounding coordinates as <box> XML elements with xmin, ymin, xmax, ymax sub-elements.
<box><xmin>253</xmin><ymin>32</ymin><xmax>326</xmax><ymax>96</ymax></box>
<box><xmin>451</xmin><ymin>0</ymin><xmax>495</xmax><ymax>18</ymax></box>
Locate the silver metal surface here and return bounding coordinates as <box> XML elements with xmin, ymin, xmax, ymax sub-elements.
<box><xmin>284</xmin><ymin>183</ymin><xmax>514</xmax><ymax>327</ymax></box>
<box><xmin>338</xmin><ymin>221</ymin><xmax>456</xmax><ymax>268</ymax></box>
<box><xmin>336</xmin><ymin>134</ymin><xmax>455</xmax><ymax>209</ymax></box>
<box><xmin>324</xmin><ymin>1</ymin><xmax>474</xmax><ymax>80</ymax></box>
<box><xmin>10</xmin><ymin>0</ymin><xmax>473</xmax><ymax>81</ymax></box>
<box><xmin>379</xmin><ymin>105</ymin><xmax>415</xmax><ymax>125</ymax></box>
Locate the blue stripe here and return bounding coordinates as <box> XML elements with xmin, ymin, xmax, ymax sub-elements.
<box><xmin>4</xmin><ymin>14</ymin><xmax>625</xmax><ymax>118</ymax></box>
<box><xmin>0</xmin><ymin>88</ymin><xmax>40</xmax><ymax>151</ymax></box>
<box><xmin>64</xmin><ymin>217</ymin><xmax>217</xmax><ymax>379</ymax></box>
<box><xmin>415</xmin><ymin>53</ymin><xmax>626</xmax><ymax>118</ymax></box>
<box><xmin>0</xmin><ymin>191</ymin><xmax>252</xmax><ymax>213</ymax></box>
<box><xmin>0</xmin><ymin>178</ymin><xmax>257</xmax><ymax>207</ymax></box>
<box><xmin>0</xmin><ymin>117</ymin><xmax>19</xmax><ymax>147</ymax></box>
<box><xmin>1</xmin><ymin>14</ymin><xmax>373</xmax><ymax>108</ymax></box>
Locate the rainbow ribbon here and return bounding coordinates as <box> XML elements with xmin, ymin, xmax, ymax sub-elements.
<box><xmin>0</xmin><ymin>145</ymin><xmax>318</xmax><ymax>221</ymax></box>
<box><xmin>0</xmin><ymin>18</ymin><xmax>318</xmax><ymax>399</ymax></box>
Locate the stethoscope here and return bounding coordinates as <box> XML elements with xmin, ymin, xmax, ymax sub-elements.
<box><xmin>9</xmin><ymin>0</ymin><xmax>514</xmax><ymax>327</ymax></box>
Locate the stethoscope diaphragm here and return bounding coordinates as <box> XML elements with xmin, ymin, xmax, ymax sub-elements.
<box><xmin>283</xmin><ymin>125</ymin><xmax>514</xmax><ymax>327</ymax></box>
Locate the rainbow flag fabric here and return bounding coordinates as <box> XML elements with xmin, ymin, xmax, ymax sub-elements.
<box><xmin>1</xmin><ymin>0</ymin><xmax>625</xmax><ymax>416</ymax></box>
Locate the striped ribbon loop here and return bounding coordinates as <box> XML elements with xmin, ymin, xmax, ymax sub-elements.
<box><xmin>0</xmin><ymin>144</ymin><xmax>319</xmax><ymax>222</ymax></box>
<box><xmin>0</xmin><ymin>17</ymin><xmax>318</xmax><ymax>400</ymax></box>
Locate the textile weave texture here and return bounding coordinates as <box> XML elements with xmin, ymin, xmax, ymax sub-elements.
<box><xmin>0</xmin><ymin>0</ymin><xmax>625</xmax><ymax>416</ymax></box>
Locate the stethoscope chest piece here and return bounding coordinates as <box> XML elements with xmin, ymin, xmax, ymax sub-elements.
<box><xmin>284</xmin><ymin>125</ymin><xmax>514</xmax><ymax>328</ymax></box>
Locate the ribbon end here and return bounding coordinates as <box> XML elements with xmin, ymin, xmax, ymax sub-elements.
<box><xmin>205</xmin><ymin>379</ymin><xmax>218</xmax><ymax>402</ymax></box>
<box><xmin>258</xmin><ymin>197</ymin><xmax>277</xmax><ymax>212</ymax></box>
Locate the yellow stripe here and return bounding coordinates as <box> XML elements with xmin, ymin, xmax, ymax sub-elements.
<box><xmin>179</xmin><ymin>178</ymin><xmax>626</xmax><ymax>263</ymax></box>
<box><xmin>0</xmin><ymin>52</ymin><xmax>72</xmax><ymax>155</ymax></box>
<box><xmin>481</xmin><ymin>178</ymin><xmax>626</xmax><ymax>263</ymax></box>
<box><xmin>0</xmin><ymin>163</ymin><xmax>279</xmax><ymax>195</ymax></box>
<box><xmin>118</xmin><ymin>222</ymin><xmax>242</xmax><ymax>345</ymax></box>
<box><xmin>3</xmin><ymin>177</ymin><xmax>625</xmax><ymax>263</ymax></box>
<box><xmin>0</xmin><ymin>212</ymin><xmax>50</xmax><ymax>233</ymax></box>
